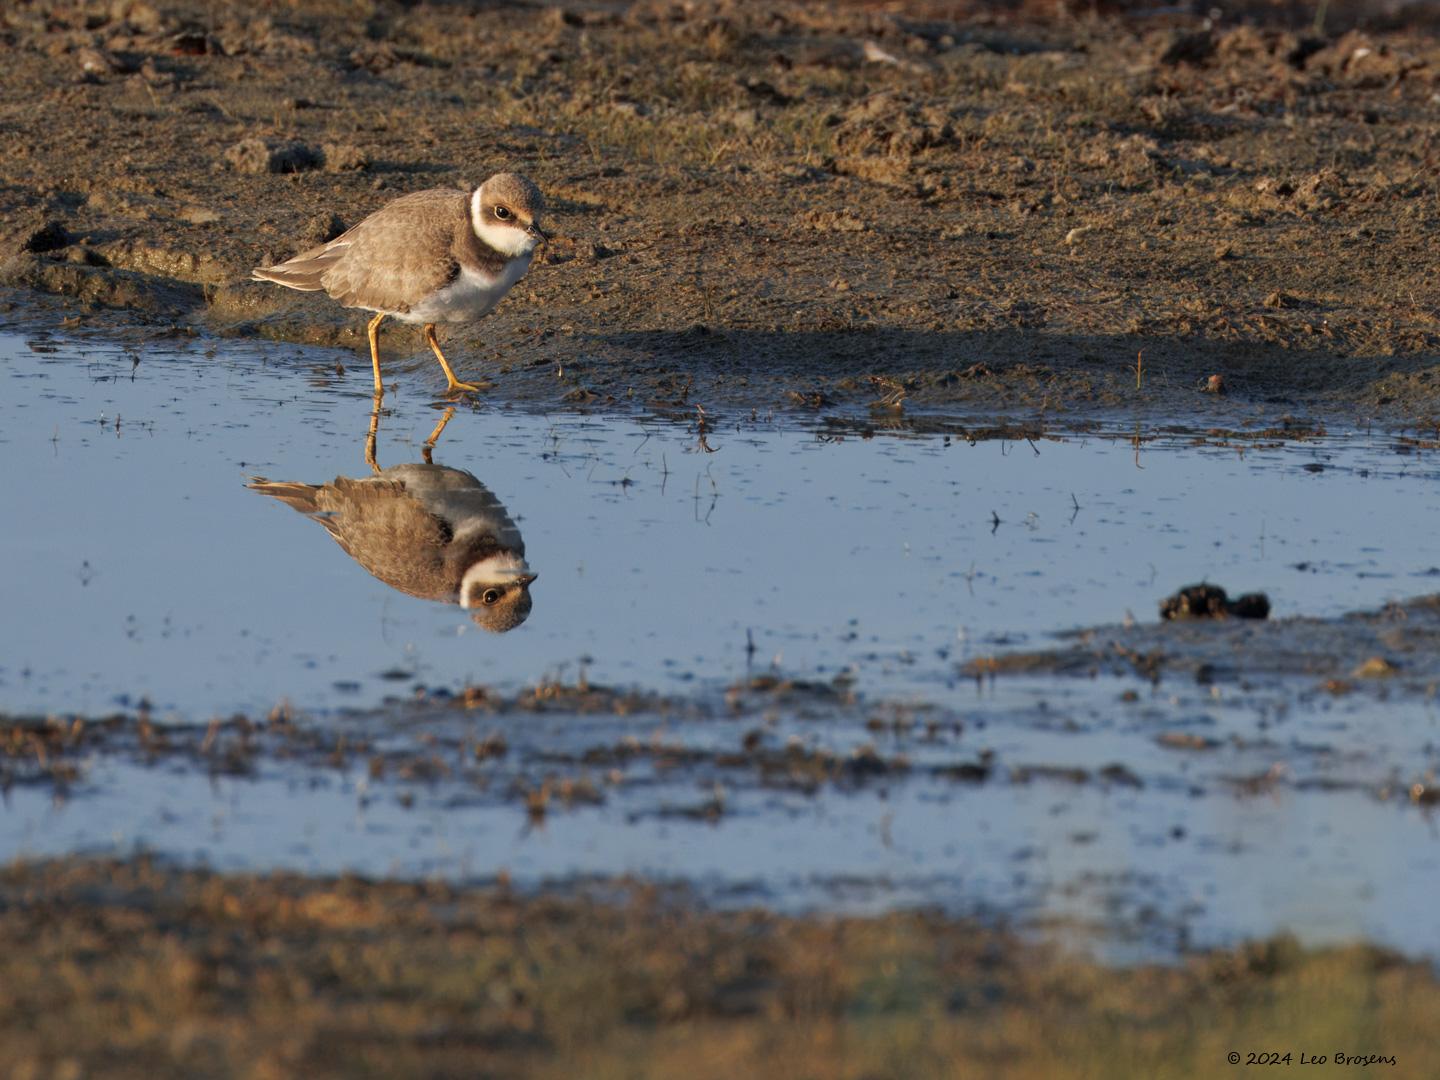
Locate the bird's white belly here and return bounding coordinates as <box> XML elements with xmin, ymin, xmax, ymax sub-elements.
<box><xmin>400</xmin><ymin>256</ymin><xmax>531</xmax><ymax>324</ymax></box>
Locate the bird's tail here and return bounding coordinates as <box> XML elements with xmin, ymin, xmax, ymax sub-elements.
<box><xmin>251</xmin><ymin>242</ymin><xmax>345</xmax><ymax>292</ymax></box>
<box><xmin>246</xmin><ymin>477</ymin><xmax>322</xmax><ymax>513</ymax></box>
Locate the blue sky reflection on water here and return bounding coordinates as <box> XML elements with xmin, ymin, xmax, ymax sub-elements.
<box><xmin>2</xmin><ymin>328</ymin><xmax>1439</xmax><ymax>720</ymax></box>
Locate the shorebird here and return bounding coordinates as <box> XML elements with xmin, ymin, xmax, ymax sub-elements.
<box><xmin>252</xmin><ymin>172</ymin><xmax>547</xmax><ymax>396</ymax></box>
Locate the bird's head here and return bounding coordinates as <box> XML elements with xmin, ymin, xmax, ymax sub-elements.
<box><xmin>460</xmin><ymin>555</ymin><xmax>537</xmax><ymax>633</ymax></box>
<box><xmin>472</xmin><ymin>172</ymin><xmax>548</xmax><ymax>257</ymax></box>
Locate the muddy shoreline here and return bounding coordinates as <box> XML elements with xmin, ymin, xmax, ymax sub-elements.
<box><xmin>2</xmin><ymin>0</ymin><xmax>1439</xmax><ymax>425</ymax></box>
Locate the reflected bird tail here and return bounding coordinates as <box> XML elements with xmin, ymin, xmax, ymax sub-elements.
<box><xmin>246</xmin><ymin>478</ymin><xmax>322</xmax><ymax>514</ymax></box>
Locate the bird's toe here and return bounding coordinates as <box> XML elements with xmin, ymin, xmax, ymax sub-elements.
<box><xmin>442</xmin><ymin>379</ymin><xmax>491</xmax><ymax>397</ymax></box>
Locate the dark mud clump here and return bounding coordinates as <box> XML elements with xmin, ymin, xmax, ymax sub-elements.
<box><xmin>221</xmin><ymin>137</ymin><xmax>324</xmax><ymax>175</ymax></box>
<box><xmin>1160</xmin><ymin>582</ymin><xmax>1271</xmax><ymax>620</ymax></box>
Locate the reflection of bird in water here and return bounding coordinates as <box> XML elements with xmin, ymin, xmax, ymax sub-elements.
<box><xmin>248</xmin><ymin>409</ymin><xmax>535</xmax><ymax>632</ymax></box>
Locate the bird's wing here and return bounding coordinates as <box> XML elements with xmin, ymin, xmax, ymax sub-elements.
<box><xmin>250</xmin><ymin>189</ymin><xmax>469</xmax><ymax>306</ymax></box>
<box><xmin>314</xmin><ymin>476</ymin><xmax>457</xmax><ymax>600</ymax></box>
<box><xmin>316</xmin><ymin>188</ymin><xmax>469</xmax><ymax>314</ymax></box>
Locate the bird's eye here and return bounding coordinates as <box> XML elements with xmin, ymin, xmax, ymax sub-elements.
<box><xmin>494</xmin><ymin>206</ymin><xmax>511</xmax><ymax>220</ymax></box>
<box><xmin>482</xmin><ymin>588</ymin><xmax>502</xmax><ymax>606</ymax></box>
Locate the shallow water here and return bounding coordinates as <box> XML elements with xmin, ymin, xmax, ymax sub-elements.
<box><xmin>4</xmin><ymin>328</ymin><xmax>1438</xmax><ymax>720</ymax></box>
<box><xmin>3</xmin><ymin>325</ymin><xmax>1440</xmax><ymax>961</ymax></box>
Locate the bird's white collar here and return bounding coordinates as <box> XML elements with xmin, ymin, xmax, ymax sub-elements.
<box><xmin>460</xmin><ymin>553</ymin><xmax>532</xmax><ymax>605</ymax></box>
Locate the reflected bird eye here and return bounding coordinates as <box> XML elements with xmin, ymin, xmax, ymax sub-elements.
<box><xmin>482</xmin><ymin>588</ymin><xmax>502</xmax><ymax>605</ymax></box>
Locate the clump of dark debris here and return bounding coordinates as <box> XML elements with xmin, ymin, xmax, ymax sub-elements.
<box><xmin>1160</xmin><ymin>583</ymin><xmax>1271</xmax><ymax>621</ymax></box>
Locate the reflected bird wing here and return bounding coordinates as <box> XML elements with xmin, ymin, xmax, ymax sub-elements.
<box><xmin>316</xmin><ymin>476</ymin><xmax>455</xmax><ymax>599</ymax></box>
<box><xmin>249</xmin><ymin>476</ymin><xmax>454</xmax><ymax>601</ymax></box>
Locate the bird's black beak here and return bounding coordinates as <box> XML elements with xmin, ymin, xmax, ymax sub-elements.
<box><xmin>518</xmin><ymin>572</ymin><xmax>538</xmax><ymax>587</ymax></box>
<box><xmin>527</xmin><ymin>222</ymin><xmax>549</xmax><ymax>243</ymax></box>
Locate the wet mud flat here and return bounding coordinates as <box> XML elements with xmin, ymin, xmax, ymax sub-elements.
<box><xmin>7</xmin><ymin>586</ymin><xmax>1440</xmax><ymax>1075</ymax></box>
<box><xmin>6</xmin><ymin>586</ymin><xmax>1440</xmax><ymax>954</ymax></box>
<box><xmin>1</xmin><ymin>0</ymin><xmax>1439</xmax><ymax>422</ymax></box>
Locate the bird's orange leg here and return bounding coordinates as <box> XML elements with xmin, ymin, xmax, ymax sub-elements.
<box><xmin>366</xmin><ymin>312</ymin><xmax>387</xmax><ymax>396</ymax></box>
<box><xmin>424</xmin><ymin>323</ymin><xmax>487</xmax><ymax>395</ymax></box>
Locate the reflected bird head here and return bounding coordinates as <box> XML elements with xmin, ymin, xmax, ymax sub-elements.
<box><xmin>461</xmin><ymin>560</ymin><xmax>537</xmax><ymax>633</ymax></box>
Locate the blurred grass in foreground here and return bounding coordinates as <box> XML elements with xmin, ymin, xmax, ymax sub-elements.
<box><xmin>0</xmin><ymin>858</ymin><xmax>1433</xmax><ymax>1079</ymax></box>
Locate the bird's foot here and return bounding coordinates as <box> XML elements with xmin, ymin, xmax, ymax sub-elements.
<box><xmin>442</xmin><ymin>378</ymin><xmax>492</xmax><ymax>396</ymax></box>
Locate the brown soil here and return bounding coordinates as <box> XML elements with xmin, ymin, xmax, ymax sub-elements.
<box><xmin>0</xmin><ymin>856</ymin><xmax>1434</xmax><ymax>1079</ymax></box>
<box><xmin>1</xmin><ymin>1</ymin><xmax>1439</xmax><ymax>423</ymax></box>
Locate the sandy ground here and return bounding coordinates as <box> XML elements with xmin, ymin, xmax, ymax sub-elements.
<box><xmin>0</xmin><ymin>0</ymin><xmax>1438</xmax><ymax>422</ymax></box>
